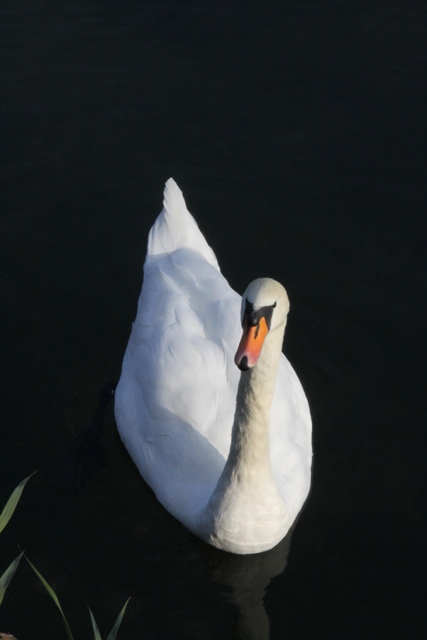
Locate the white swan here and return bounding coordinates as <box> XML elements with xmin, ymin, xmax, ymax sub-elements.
<box><xmin>115</xmin><ymin>179</ymin><xmax>312</xmax><ymax>554</ymax></box>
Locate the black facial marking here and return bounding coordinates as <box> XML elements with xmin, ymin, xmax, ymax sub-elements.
<box><xmin>243</xmin><ymin>299</ymin><xmax>276</xmax><ymax>330</ymax></box>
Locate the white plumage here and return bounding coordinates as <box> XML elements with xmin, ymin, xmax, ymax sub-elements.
<box><xmin>115</xmin><ymin>179</ymin><xmax>312</xmax><ymax>554</ymax></box>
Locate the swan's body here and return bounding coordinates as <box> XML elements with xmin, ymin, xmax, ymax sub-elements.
<box><xmin>115</xmin><ymin>179</ymin><xmax>312</xmax><ymax>554</ymax></box>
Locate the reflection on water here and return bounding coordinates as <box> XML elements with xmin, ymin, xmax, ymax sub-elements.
<box><xmin>51</xmin><ymin>381</ymin><xmax>117</xmax><ymax>493</ymax></box>
<box><xmin>200</xmin><ymin>528</ymin><xmax>293</xmax><ymax>639</ymax></box>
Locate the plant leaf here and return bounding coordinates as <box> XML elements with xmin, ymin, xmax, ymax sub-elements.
<box><xmin>106</xmin><ymin>598</ymin><xmax>130</xmax><ymax>640</ymax></box>
<box><xmin>0</xmin><ymin>472</ymin><xmax>37</xmax><ymax>534</ymax></box>
<box><xmin>0</xmin><ymin>551</ymin><xmax>23</xmax><ymax>605</ymax></box>
<box><xmin>87</xmin><ymin>605</ymin><xmax>102</xmax><ymax>640</ymax></box>
<box><xmin>25</xmin><ymin>555</ymin><xmax>75</xmax><ymax>640</ymax></box>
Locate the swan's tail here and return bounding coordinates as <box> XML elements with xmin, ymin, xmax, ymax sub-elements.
<box><xmin>146</xmin><ymin>178</ymin><xmax>220</xmax><ymax>271</ymax></box>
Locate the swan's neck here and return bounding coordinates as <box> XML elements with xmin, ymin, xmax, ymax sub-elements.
<box><xmin>200</xmin><ymin>323</ymin><xmax>288</xmax><ymax>552</ymax></box>
<box><xmin>227</xmin><ymin>327</ymin><xmax>283</xmax><ymax>477</ymax></box>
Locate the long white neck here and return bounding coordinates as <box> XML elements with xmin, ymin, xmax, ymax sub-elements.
<box><xmin>226</xmin><ymin>324</ymin><xmax>284</xmax><ymax>479</ymax></box>
<box><xmin>200</xmin><ymin>322</ymin><xmax>289</xmax><ymax>553</ymax></box>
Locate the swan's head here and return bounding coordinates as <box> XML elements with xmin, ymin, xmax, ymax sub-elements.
<box><xmin>235</xmin><ymin>278</ymin><xmax>290</xmax><ymax>371</ymax></box>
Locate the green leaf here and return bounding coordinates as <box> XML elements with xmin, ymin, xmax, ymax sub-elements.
<box><xmin>0</xmin><ymin>471</ymin><xmax>37</xmax><ymax>534</ymax></box>
<box><xmin>87</xmin><ymin>598</ymin><xmax>130</xmax><ymax>640</ymax></box>
<box><xmin>87</xmin><ymin>605</ymin><xmax>102</xmax><ymax>640</ymax></box>
<box><xmin>106</xmin><ymin>598</ymin><xmax>130</xmax><ymax>640</ymax></box>
<box><xmin>25</xmin><ymin>555</ymin><xmax>75</xmax><ymax>640</ymax></box>
<box><xmin>0</xmin><ymin>551</ymin><xmax>23</xmax><ymax>605</ymax></box>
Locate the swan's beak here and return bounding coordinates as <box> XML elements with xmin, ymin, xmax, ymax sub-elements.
<box><xmin>234</xmin><ymin>317</ymin><xmax>269</xmax><ymax>371</ymax></box>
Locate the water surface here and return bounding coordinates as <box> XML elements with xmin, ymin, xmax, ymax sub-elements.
<box><xmin>1</xmin><ymin>1</ymin><xmax>425</xmax><ymax>638</ymax></box>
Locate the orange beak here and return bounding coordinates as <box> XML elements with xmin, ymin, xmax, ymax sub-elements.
<box><xmin>234</xmin><ymin>316</ymin><xmax>269</xmax><ymax>371</ymax></box>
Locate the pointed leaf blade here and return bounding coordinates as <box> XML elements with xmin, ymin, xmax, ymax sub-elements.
<box><xmin>87</xmin><ymin>605</ymin><xmax>103</xmax><ymax>640</ymax></box>
<box><xmin>106</xmin><ymin>598</ymin><xmax>130</xmax><ymax>640</ymax></box>
<box><xmin>0</xmin><ymin>472</ymin><xmax>37</xmax><ymax>534</ymax></box>
<box><xmin>25</xmin><ymin>555</ymin><xmax>75</xmax><ymax>640</ymax></box>
<box><xmin>0</xmin><ymin>552</ymin><xmax>23</xmax><ymax>605</ymax></box>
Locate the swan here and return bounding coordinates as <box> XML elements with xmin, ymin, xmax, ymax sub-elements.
<box><xmin>114</xmin><ymin>179</ymin><xmax>312</xmax><ymax>554</ymax></box>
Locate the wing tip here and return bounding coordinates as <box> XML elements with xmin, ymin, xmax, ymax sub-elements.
<box><xmin>163</xmin><ymin>177</ymin><xmax>185</xmax><ymax>216</ymax></box>
<box><xmin>146</xmin><ymin>178</ymin><xmax>220</xmax><ymax>271</ymax></box>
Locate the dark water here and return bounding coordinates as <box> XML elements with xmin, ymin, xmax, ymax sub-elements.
<box><xmin>1</xmin><ymin>1</ymin><xmax>425</xmax><ymax>638</ymax></box>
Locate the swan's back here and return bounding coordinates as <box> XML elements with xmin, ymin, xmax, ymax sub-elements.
<box><xmin>115</xmin><ymin>179</ymin><xmax>311</xmax><ymax>536</ymax></box>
